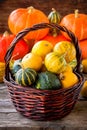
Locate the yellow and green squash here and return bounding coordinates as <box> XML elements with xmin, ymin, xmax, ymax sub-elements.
<box><xmin>15</xmin><ymin>68</ymin><xmax>37</xmax><ymax>86</ymax></box>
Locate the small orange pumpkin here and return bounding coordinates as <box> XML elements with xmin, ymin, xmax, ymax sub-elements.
<box><xmin>60</xmin><ymin>10</ymin><xmax>87</xmax><ymax>40</ymax></box>
<box><xmin>8</xmin><ymin>6</ymin><xmax>49</xmax><ymax>40</ymax></box>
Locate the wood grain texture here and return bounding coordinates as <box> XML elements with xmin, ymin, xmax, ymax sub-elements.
<box><xmin>0</xmin><ymin>0</ymin><xmax>87</xmax><ymax>33</ymax></box>
<box><xmin>0</xmin><ymin>83</ymin><xmax>87</xmax><ymax>130</ymax></box>
<box><xmin>0</xmin><ymin>1</ymin><xmax>87</xmax><ymax>129</ymax></box>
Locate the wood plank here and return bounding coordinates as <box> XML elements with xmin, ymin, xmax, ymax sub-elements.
<box><xmin>0</xmin><ymin>84</ymin><xmax>87</xmax><ymax>130</ymax></box>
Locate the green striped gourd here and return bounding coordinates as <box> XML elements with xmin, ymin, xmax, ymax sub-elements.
<box><xmin>48</xmin><ymin>8</ymin><xmax>61</xmax><ymax>36</ymax></box>
<box><xmin>15</xmin><ymin>68</ymin><xmax>37</xmax><ymax>86</ymax></box>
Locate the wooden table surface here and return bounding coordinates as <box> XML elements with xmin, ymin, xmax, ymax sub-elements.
<box><xmin>0</xmin><ymin>1</ymin><xmax>87</xmax><ymax>130</ymax></box>
<box><xmin>0</xmin><ymin>83</ymin><xmax>87</xmax><ymax>130</ymax></box>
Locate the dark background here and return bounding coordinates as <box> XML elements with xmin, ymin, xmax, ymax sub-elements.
<box><xmin>0</xmin><ymin>0</ymin><xmax>87</xmax><ymax>33</ymax></box>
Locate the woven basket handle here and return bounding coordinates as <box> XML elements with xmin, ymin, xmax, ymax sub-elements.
<box><xmin>4</xmin><ymin>23</ymin><xmax>81</xmax><ymax>80</ymax></box>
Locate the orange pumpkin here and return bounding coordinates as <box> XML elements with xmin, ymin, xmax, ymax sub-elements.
<box><xmin>43</xmin><ymin>33</ymin><xmax>68</xmax><ymax>46</ymax></box>
<box><xmin>0</xmin><ymin>31</ymin><xmax>30</xmax><ymax>62</ymax></box>
<box><xmin>8</xmin><ymin>6</ymin><xmax>49</xmax><ymax>40</ymax></box>
<box><xmin>60</xmin><ymin>10</ymin><xmax>87</xmax><ymax>40</ymax></box>
<box><xmin>79</xmin><ymin>39</ymin><xmax>87</xmax><ymax>59</ymax></box>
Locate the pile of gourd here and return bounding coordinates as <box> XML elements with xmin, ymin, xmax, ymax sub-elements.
<box><xmin>1</xmin><ymin>7</ymin><xmax>87</xmax><ymax>93</ymax></box>
<box><xmin>10</xmin><ymin>39</ymin><xmax>78</xmax><ymax>90</ymax></box>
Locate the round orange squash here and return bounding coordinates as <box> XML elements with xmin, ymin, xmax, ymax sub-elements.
<box><xmin>8</xmin><ymin>6</ymin><xmax>49</xmax><ymax>40</ymax></box>
<box><xmin>60</xmin><ymin>10</ymin><xmax>87</xmax><ymax>40</ymax></box>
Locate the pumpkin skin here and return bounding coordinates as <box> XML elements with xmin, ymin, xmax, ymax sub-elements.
<box><xmin>35</xmin><ymin>71</ymin><xmax>61</xmax><ymax>90</ymax></box>
<box><xmin>60</xmin><ymin>10</ymin><xmax>87</xmax><ymax>40</ymax></box>
<box><xmin>45</xmin><ymin>52</ymin><xmax>67</xmax><ymax>74</ymax></box>
<box><xmin>15</xmin><ymin>68</ymin><xmax>37</xmax><ymax>86</ymax></box>
<box><xmin>43</xmin><ymin>33</ymin><xmax>68</xmax><ymax>47</ymax></box>
<box><xmin>79</xmin><ymin>39</ymin><xmax>87</xmax><ymax>59</ymax></box>
<box><xmin>8</xmin><ymin>6</ymin><xmax>49</xmax><ymax>40</ymax></box>
<box><xmin>0</xmin><ymin>32</ymin><xmax>29</xmax><ymax>62</ymax></box>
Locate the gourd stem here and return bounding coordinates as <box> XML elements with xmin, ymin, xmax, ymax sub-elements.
<box><xmin>52</xmin><ymin>8</ymin><xmax>56</xmax><ymax>12</ymax></box>
<box><xmin>10</xmin><ymin>53</ymin><xmax>19</xmax><ymax>60</ymax></box>
<box><xmin>59</xmin><ymin>73</ymin><xmax>65</xmax><ymax>80</ymax></box>
<box><xmin>3</xmin><ymin>31</ymin><xmax>10</xmax><ymax>37</ymax></box>
<box><xmin>27</xmin><ymin>6</ymin><xmax>34</xmax><ymax>13</ymax></box>
<box><xmin>75</xmin><ymin>9</ymin><xmax>79</xmax><ymax>18</ymax></box>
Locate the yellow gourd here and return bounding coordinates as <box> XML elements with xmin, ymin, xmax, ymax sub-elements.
<box><xmin>45</xmin><ymin>52</ymin><xmax>67</xmax><ymax>74</ymax></box>
<box><xmin>80</xmin><ymin>80</ymin><xmax>87</xmax><ymax>97</ymax></box>
<box><xmin>60</xmin><ymin>71</ymin><xmax>79</xmax><ymax>88</ymax></box>
<box><xmin>63</xmin><ymin>64</ymin><xmax>72</xmax><ymax>72</ymax></box>
<box><xmin>32</xmin><ymin>40</ymin><xmax>53</xmax><ymax>60</ymax></box>
<box><xmin>21</xmin><ymin>53</ymin><xmax>43</xmax><ymax>71</ymax></box>
<box><xmin>53</xmin><ymin>41</ymin><xmax>76</xmax><ymax>63</ymax></box>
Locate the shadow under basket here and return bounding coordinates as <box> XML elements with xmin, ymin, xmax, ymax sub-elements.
<box><xmin>4</xmin><ymin>23</ymin><xmax>84</xmax><ymax>121</ymax></box>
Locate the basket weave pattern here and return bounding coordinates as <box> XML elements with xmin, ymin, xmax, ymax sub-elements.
<box><xmin>4</xmin><ymin>23</ymin><xmax>84</xmax><ymax>121</ymax></box>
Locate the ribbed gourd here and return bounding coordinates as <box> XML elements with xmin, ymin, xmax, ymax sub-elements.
<box><xmin>53</xmin><ymin>41</ymin><xmax>76</xmax><ymax>63</ymax></box>
<box><xmin>45</xmin><ymin>52</ymin><xmax>67</xmax><ymax>74</ymax></box>
<box><xmin>11</xmin><ymin>59</ymin><xmax>22</xmax><ymax>75</ymax></box>
<box><xmin>48</xmin><ymin>8</ymin><xmax>61</xmax><ymax>36</ymax></box>
<box><xmin>15</xmin><ymin>68</ymin><xmax>37</xmax><ymax>86</ymax></box>
<box><xmin>35</xmin><ymin>71</ymin><xmax>62</xmax><ymax>90</ymax></box>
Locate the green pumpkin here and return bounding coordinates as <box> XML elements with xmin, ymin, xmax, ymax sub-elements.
<box><xmin>35</xmin><ymin>71</ymin><xmax>61</xmax><ymax>90</ymax></box>
<box><xmin>15</xmin><ymin>68</ymin><xmax>37</xmax><ymax>86</ymax></box>
<box><xmin>48</xmin><ymin>8</ymin><xmax>61</xmax><ymax>36</ymax></box>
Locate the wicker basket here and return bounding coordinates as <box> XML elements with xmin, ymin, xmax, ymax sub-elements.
<box><xmin>4</xmin><ymin>23</ymin><xmax>84</xmax><ymax>121</ymax></box>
